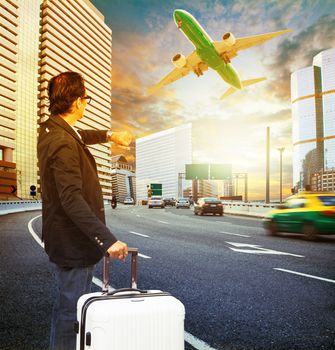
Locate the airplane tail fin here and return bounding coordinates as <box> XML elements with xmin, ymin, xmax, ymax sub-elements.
<box><xmin>220</xmin><ymin>77</ymin><xmax>266</xmax><ymax>99</ymax></box>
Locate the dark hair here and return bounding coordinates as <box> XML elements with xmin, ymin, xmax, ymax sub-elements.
<box><xmin>48</xmin><ymin>72</ymin><xmax>86</xmax><ymax>115</ymax></box>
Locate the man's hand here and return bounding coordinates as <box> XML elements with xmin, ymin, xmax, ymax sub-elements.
<box><xmin>107</xmin><ymin>240</ymin><xmax>128</xmax><ymax>260</ymax></box>
<box><xmin>108</xmin><ymin>131</ymin><xmax>133</xmax><ymax>147</ymax></box>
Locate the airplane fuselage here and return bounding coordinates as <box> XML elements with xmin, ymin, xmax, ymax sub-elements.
<box><xmin>173</xmin><ymin>9</ymin><xmax>242</xmax><ymax>89</ymax></box>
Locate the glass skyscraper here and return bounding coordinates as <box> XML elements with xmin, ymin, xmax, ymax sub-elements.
<box><xmin>314</xmin><ymin>49</ymin><xmax>335</xmax><ymax>170</ymax></box>
<box><xmin>0</xmin><ymin>0</ymin><xmax>114</xmax><ymax>199</ymax></box>
<box><xmin>291</xmin><ymin>48</ymin><xmax>335</xmax><ymax>191</ymax></box>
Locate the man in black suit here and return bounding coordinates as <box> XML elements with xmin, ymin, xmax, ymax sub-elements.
<box><xmin>38</xmin><ymin>71</ymin><xmax>132</xmax><ymax>350</ymax></box>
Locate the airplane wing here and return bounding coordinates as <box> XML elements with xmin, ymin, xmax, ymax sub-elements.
<box><xmin>221</xmin><ymin>77</ymin><xmax>266</xmax><ymax>99</ymax></box>
<box><xmin>148</xmin><ymin>51</ymin><xmax>206</xmax><ymax>95</ymax></box>
<box><xmin>213</xmin><ymin>29</ymin><xmax>292</xmax><ymax>60</ymax></box>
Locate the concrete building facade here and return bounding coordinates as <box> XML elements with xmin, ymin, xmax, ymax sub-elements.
<box><xmin>136</xmin><ymin>124</ymin><xmax>192</xmax><ymax>201</ymax></box>
<box><xmin>0</xmin><ymin>0</ymin><xmax>19</xmax><ymax>198</ymax></box>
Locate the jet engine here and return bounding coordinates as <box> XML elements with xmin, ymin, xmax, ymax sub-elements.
<box><xmin>222</xmin><ymin>32</ymin><xmax>236</xmax><ymax>46</ymax></box>
<box><xmin>172</xmin><ymin>53</ymin><xmax>187</xmax><ymax>68</ymax></box>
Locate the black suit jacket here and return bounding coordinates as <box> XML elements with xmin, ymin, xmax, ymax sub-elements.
<box><xmin>37</xmin><ymin>115</ymin><xmax>117</xmax><ymax>267</ymax></box>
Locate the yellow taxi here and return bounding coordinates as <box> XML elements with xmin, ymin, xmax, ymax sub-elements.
<box><xmin>263</xmin><ymin>192</ymin><xmax>335</xmax><ymax>240</ymax></box>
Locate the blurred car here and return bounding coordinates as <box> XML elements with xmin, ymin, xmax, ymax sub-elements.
<box><xmin>263</xmin><ymin>192</ymin><xmax>335</xmax><ymax>240</ymax></box>
<box><xmin>163</xmin><ymin>198</ymin><xmax>176</xmax><ymax>206</ymax></box>
<box><xmin>148</xmin><ymin>196</ymin><xmax>165</xmax><ymax>209</ymax></box>
<box><xmin>175</xmin><ymin>198</ymin><xmax>190</xmax><ymax>209</ymax></box>
<box><xmin>194</xmin><ymin>197</ymin><xmax>224</xmax><ymax>216</ymax></box>
<box><xmin>123</xmin><ymin>197</ymin><xmax>134</xmax><ymax>205</ymax></box>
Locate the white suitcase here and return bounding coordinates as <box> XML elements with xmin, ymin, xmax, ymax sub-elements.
<box><xmin>76</xmin><ymin>248</ymin><xmax>185</xmax><ymax>350</ymax></box>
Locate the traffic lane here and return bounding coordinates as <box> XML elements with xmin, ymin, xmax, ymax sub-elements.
<box><xmin>163</xmin><ymin>206</ymin><xmax>335</xmax><ymax>258</ymax></box>
<box><xmin>30</xmin><ymin>211</ymin><xmax>335</xmax><ymax>350</ymax></box>
<box><xmin>27</xmin><ymin>212</ymin><xmax>335</xmax><ymax>348</ymax></box>
<box><xmin>103</xmin><ymin>225</ymin><xmax>335</xmax><ymax>350</ymax></box>
<box><xmin>105</xmin><ymin>206</ymin><xmax>335</xmax><ymax>289</ymax></box>
<box><xmin>106</xmin><ymin>206</ymin><xmax>264</xmax><ymax>242</ymax></box>
<box><xmin>32</xmin><ymin>208</ymin><xmax>335</xmax><ymax>297</ymax></box>
<box><xmin>0</xmin><ymin>212</ymin><xmax>53</xmax><ymax>350</ymax></box>
<box><xmin>104</xmin><ymin>211</ymin><xmax>335</xmax><ymax>349</ymax></box>
<box><xmin>106</xmin><ymin>206</ymin><xmax>335</xmax><ymax>267</ymax></box>
<box><xmin>167</xmin><ymin>205</ymin><xmax>264</xmax><ymax>228</ymax></box>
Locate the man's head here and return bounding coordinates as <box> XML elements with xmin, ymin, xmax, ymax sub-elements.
<box><xmin>48</xmin><ymin>72</ymin><xmax>90</xmax><ymax>119</ymax></box>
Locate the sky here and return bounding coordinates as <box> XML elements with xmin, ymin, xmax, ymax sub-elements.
<box><xmin>91</xmin><ymin>0</ymin><xmax>335</xmax><ymax>200</ymax></box>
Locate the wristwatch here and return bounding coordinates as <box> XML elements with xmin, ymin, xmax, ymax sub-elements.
<box><xmin>106</xmin><ymin>130</ymin><xmax>113</xmax><ymax>141</ymax></box>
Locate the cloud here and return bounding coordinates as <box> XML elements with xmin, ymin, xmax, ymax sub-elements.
<box><xmin>265</xmin><ymin>13</ymin><xmax>335</xmax><ymax>100</ymax></box>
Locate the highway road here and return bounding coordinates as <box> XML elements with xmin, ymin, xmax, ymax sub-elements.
<box><xmin>1</xmin><ymin>205</ymin><xmax>334</xmax><ymax>350</ymax></box>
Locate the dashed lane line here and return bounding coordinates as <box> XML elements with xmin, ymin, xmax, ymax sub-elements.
<box><xmin>27</xmin><ymin>214</ymin><xmax>218</xmax><ymax>350</ymax></box>
<box><xmin>157</xmin><ymin>220</ymin><xmax>169</xmax><ymax>224</ymax></box>
<box><xmin>274</xmin><ymin>268</ymin><xmax>335</xmax><ymax>284</ymax></box>
<box><xmin>129</xmin><ymin>231</ymin><xmax>150</xmax><ymax>238</ymax></box>
<box><xmin>138</xmin><ymin>253</ymin><xmax>152</xmax><ymax>259</ymax></box>
<box><xmin>220</xmin><ymin>231</ymin><xmax>250</xmax><ymax>238</ymax></box>
<box><xmin>184</xmin><ymin>332</ymin><xmax>218</xmax><ymax>350</ymax></box>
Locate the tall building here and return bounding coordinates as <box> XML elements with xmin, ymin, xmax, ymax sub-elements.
<box><xmin>198</xmin><ymin>180</ymin><xmax>218</xmax><ymax>198</ymax></box>
<box><xmin>291</xmin><ymin>48</ymin><xmax>335</xmax><ymax>191</ymax></box>
<box><xmin>111</xmin><ymin>155</ymin><xmax>136</xmax><ymax>201</ymax></box>
<box><xmin>16</xmin><ymin>0</ymin><xmax>41</xmax><ymax>199</ymax></box>
<box><xmin>311</xmin><ymin>169</ymin><xmax>335</xmax><ymax>192</ymax></box>
<box><xmin>0</xmin><ymin>0</ymin><xmax>19</xmax><ymax>198</ymax></box>
<box><xmin>136</xmin><ymin>124</ymin><xmax>192</xmax><ymax>200</ymax></box>
<box><xmin>0</xmin><ymin>0</ymin><xmax>114</xmax><ymax>200</ymax></box>
<box><xmin>314</xmin><ymin>49</ymin><xmax>335</xmax><ymax>171</ymax></box>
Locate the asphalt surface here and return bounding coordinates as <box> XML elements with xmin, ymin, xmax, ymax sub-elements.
<box><xmin>1</xmin><ymin>206</ymin><xmax>335</xmax><ymax>350</ymax></box>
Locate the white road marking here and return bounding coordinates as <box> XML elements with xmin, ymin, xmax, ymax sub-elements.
<box><xmin>157</xmin><ymin>220</ymin><xmax>169</xmax><ymax>224</ymax></box>
<box><xmin>220</xmin><ymin>231</ymin><xmax>250</xmax><ymax>238</ymax></box>
<box><xmin>139</xmin><ymin>253</ymin><xmax>152</xmax><ymax>259</ymax></box>
<box><xmin>226</xmin><ymin>242</ymin><xmax>305</xmax><ymax>257</ymax></box>
<box><xmin>27</xmin><ymin>214</ymin><xmax>217</xmax><ymax>350</ymax></box>
<box><xmin>129</xmin><ymin>231</ymin><xmax>150</xmax><ymax>238</ymax></box>
<box><xmin>28</xmin><ymin>215</ymin><xmax>44</xmax><ymax>248</ymax></box>
<box><xmin>184</xmin><ymin>331</ymin><xmax>217</xmax><ymax>350</ymax></box>
<box><xmin>136</xmin><ymin>214</ymin><xmax>141</xmax><ymax>217</ymax></box>
<box><xmin>274</xmin><ymin>268</ymin><xmax>335</xmax><ymax>284</ymax></box>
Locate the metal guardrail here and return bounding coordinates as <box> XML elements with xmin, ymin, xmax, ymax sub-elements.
<box><xmin>221</xmin><ymin>201</ymin><xmax>276</xmax><ymax>217</ymax></box>
<box><xmin>0</xmin><ymin>200</ymin><xmax>42</xmax><ymax>215</ymax></box>
<box><xmin>0</xmin><ymin>200</ymin><xmax>277</xmax><ymax>218</ymax></box>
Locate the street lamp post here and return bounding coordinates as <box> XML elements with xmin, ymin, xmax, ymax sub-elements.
<box><xmin>277</xmin><ymin>147</ymin><xmax>285</xmax><ymax>203</ymax></box>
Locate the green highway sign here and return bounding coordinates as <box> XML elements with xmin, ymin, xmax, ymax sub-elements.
<box><xmin>185</xmin><ymin>164</ymin><xmax>208</xmax><ymax>180</ymax></box>
<box><xmin>150</xmin><ymin>183</ymin><xmax>162</xmax><ymax>196</ymax></box>
<box><xmin>209</xmin><ymin>164</ymin><xmax>232</xmax><ymax>180</ymax></box>
<box><xmin>185</xmin><ymin>164</ymin><xmax>232</xmax><ymax>180</ymax></box>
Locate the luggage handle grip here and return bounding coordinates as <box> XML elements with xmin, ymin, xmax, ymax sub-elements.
<box><xmin>102</xmin><ymin>247</ymin><xmax>138</xmax><ymax>293</ymax></box>
<box><xmin>107</xmin><ymin>288</ymin><xmax>147</xmax><ymax>296</ymax></box>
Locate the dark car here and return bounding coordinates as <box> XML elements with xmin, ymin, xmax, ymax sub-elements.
<box><xmin>263</xmin><ymin>192</ymin><xmax>335</xmax><ymax>240</ymax></box>
<box><xmin>194</xmin><ymin>197</ymin><xmax>224</xmax><ymax>216</ymax></box>
<box><xmin>163</xmin><ymin>198</ymin><xmax>176</xmax><ymax>206</ymax></box>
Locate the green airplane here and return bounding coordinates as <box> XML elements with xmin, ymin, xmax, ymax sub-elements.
<box><xmin>149</xmin><ymin>9</ymin><xmax>291</xmax><ymax>99</ymax></box>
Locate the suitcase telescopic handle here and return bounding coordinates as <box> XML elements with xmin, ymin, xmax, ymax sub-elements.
<box><xmin>102</xmin><ymin>247</ymin><xmax>138</xmax><ymax>293</ymax></box>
